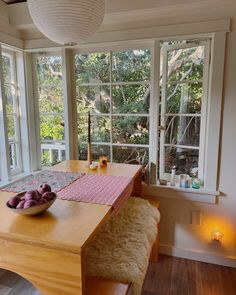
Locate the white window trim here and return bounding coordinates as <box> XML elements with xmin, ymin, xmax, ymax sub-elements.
<box><xmin>0</xmin><ymin>45</ymin><xmax>30</xmax><ymax>185</ymax></box>
<box><xmin>32</xmin><ymin>51</ymin><xmax>68</xmax><ymax>168</ymax></box>
<box><xmin>145</xmin><ymin>32</ymin><xmax>226</xmax><ymax>201</ymax></box>
<box><xmin>159</xmin><ymin>40</ymin><xmax>211</xmax><ymax>183</ymax></box>
<box><xmin>70</xmin><ymin>33</ymin><xmax>225</xmax><ymax>201</ymax></box>
<box><xmin>75</xmin><ymin>46</ymin><xmax>152</xmax><ymax>164</ymax></box>
<box><xmin>20</xmin><ymin>31</ymin><xmax>226</xmax><ymax>203</ymax></box>
<box><xmin>0</xmin><ymin>45</ymin><xmax>10</xmax><ymax>184</ymax></box>
<box><xmin>5</xmin><ymin>49</ymin><xmax>23</xmax><ymax>176</ymax></box>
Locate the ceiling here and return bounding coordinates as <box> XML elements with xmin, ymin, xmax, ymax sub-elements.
<box><xmin>2</xmin><ymin>0</ymin><xmax>26</xmax><ymax>4</ymax></box>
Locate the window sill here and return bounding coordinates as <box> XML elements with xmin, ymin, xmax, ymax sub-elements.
<box><xmin>0</xmin><ymin>172</ymin><xmax>31</xmax><ymax>190</ymax></box>
<box><xmin>141</xmin><ymin>183</ymin><xmax>219</xmax><ymax>204</ymax></box>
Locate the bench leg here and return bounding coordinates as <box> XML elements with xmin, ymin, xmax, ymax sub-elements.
<box><xmin>149</xmin><ymin>223</ymin><xmax>159</xmax><ymax>262</ymax></box>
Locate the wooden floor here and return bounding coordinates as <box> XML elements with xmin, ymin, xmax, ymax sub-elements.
<box><xmin>142</xmin><ymin>255</ymin><xmax>236</xmax><ymax>295</ymax></box>
<box><xmin>1</xmin><ymin>255</ymin><xmax>236</xmax><ymax>295</ymax></box>
<box><xmin>0</xmin><ymin>269</ymin><xmax>40</xmax><ymax>295</ymax></box>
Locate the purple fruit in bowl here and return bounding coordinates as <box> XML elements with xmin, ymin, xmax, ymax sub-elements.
<box><xmin>42</xmin><ymin>191</ymin><xmax>56</xmax><ymax>201</ymax></box>
<box><xmin>24</xmin><ymin>200</ymin><xmax>38</xmax><ymax>209</ymax></box>
<box><xmin>16</xmin><ymin>200</ymin><xmax>25</xmax><ymax>209</ymax></box>
<box><xmin>38</xmin><ymin>183</ymin><xmax>51</xmax><ymax>195</ymax></box>
<box><xmin>38</xmin><ymin>198</ymin><xmax>47</xmax><ymax>205</ymax></box>
<box><xmin>8</xmin><ymin>196</ymin><xmax>21</xmax><ymax>208</ymax></box>
<box><xmin>25</xmin><ymin>190</ymin><xmax>40</xmax><ymax>201</ymax></box>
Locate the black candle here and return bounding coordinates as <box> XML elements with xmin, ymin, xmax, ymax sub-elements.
<box><xmin>88</xmin><ymin>111</ymin><xmax>91</xmax><ymax>143</ymax></box>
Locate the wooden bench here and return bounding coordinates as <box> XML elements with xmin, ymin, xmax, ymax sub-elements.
<box><xmin>85</xmin><ymin>195</ymin><xmax>160</xmax><ymax>295</ymax></box>
<box><xmin>86</xmin><ymin>277</ymin><xmax>132</xmax><ymax>295</ymax></box>
<box><xmin>141</xmin><ymin>195</ymin><xmax>160</xmax><ymax>263</ymax></box>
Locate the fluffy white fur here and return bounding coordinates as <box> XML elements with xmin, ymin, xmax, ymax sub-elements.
<box><xmin>85</xmin><ymin>197</ymin><xmax>161</xmax><ymax>295</ymax></box>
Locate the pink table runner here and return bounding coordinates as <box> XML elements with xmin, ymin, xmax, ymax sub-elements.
<box><xmin>57</xmin><ymin>174</ymin><xmax>134</xmax><ymax>213</ymax></box>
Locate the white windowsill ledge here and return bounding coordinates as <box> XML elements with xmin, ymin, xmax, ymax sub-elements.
<box><xmin>0</xmin><ymin>172</ymin><xmax>31</xmax><ymax>190</ymax></box>
<box><xmin>141</xmin><ymin>183</ymin><xmax>219</xmax><ymax>204</ymax></box>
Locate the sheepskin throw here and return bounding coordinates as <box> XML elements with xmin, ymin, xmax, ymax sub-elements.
<box><xmin>85</xmin><ymin>197</ymin><xmax>161</xmax><ymax>295</ymax></box>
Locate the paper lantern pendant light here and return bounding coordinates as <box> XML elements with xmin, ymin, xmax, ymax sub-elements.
<box><xmin>28</xmin><ymin>0</ymin><xmax>105</xmax><ymax>45</ymax></box>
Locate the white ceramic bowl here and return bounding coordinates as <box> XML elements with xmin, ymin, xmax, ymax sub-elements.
<box><xmin>6</xmin><ymin>192</ymin><xmax>57</xmax><ymax>216</ymax></box>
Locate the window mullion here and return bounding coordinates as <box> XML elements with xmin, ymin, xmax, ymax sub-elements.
<box><xmin>159</xmin><ymin>46</ymin><xmax>168</xmax><ymax>180</ymax></box>
<box><xmin>28</xmin><ymin>53</ymin><xmax>41</xmax><ymax>170</ymax></box>
<box><xmin>62</xmin><ymin>48</ymin><xmax>78</xmax><ymax>160</ymax></box>
<box><xmin>11</xmin><ymin>51</ymin><xmax>23</xmax><ymax>175</ymax></box>
<box><xmin>198</xmin><ymin>40</ymin><xmax>211</xmax><ymax>182</ymax></box>
<box><xmin>149</xmin><ymin>40</ymin><xmax>160</xmax><ymax>184</ymax></box>
<box><xmin>0</xmin><ymin>45</ymin><xmax>11</xmax><ymax>183</ymax></box>
<box><xmin>109</xmin><ymin>51</ymin><xmax>113</xmax><ymax>163</ymax></box>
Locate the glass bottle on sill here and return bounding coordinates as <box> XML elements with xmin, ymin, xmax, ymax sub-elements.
<box><xmin>170</xmin><ymin>166</ymin><xmax>176</xmax><ymax>186</ymax></box>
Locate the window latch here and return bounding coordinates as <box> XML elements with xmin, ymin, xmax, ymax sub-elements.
<box><xmin>158</xmin><ymin>125</ymin><xmax>165</xmax><ymax>131</ymax></box>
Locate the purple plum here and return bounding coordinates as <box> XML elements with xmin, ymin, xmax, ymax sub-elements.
<box><xmin>38</xmin><ymin>183</ymin><xmax>51</xmax><ymax>195</ymax></box>
<box><xmin>8</xmin><ymin>196</ymin><xmax>21</xmax><ymax>208</ymax></box>
<box><xmin>25</xmin><ymin>190</ymin><xmax>40</xmax><ymax>201</ymax></box>
<box><xmin>38</xmin><ymin>198</ymin><xmax>47</xmax><ymax>205</ymax></box>
<box><xmin>23</xmin><ymin>200</ymin><xmax>38</xmax><ymax>208</ymax></box>
<box><xmin>42</xmin><ymin>191</ymin><xmax>56</xmax><ymax>201</ymax></box>
<box><xmin>16</xmin><ymin>200</ymin><xmax>25</xmax><ymax>209</ymax></box>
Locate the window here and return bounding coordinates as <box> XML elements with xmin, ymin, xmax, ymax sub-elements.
<box><xmin>2</xmin><ymin>51</ymin><xmax>23</xmax><ymax>175</ymax></box>
<box><xmin>159</xmin><ymin>40</ymin><xmax>210</xmax><ymax>183</ymax></box>
<box><xmin>75</xmin><ymin>49</ymin><xmax>151</xmax><ymax>165</ymax></box>
<box><xmin>34</xmin><ymin>54</ymin><xmax>66</xmax><ymax>167</ymax></box>
<box><xmin>0</xmin><ymin>46</ymin><xmax>28</xmax><ymax>184</ymax></box>
<box><xmin>75</xmin><ymin>40</ymin><xmax>212</xmax><ymax>189</ymax></box>
<box><xmin>27</xmin><ymin>31</ymin><xmax>224</xmax><ymax>195</ymax></box>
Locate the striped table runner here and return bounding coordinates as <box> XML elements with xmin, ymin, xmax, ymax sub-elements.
<box><xmin>57</xmin><ymin>174</ymin><xmax>134</xmax><ymax>213</ymax></box>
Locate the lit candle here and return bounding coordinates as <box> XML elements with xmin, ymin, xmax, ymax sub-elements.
<box><xmin>88</xmin><ymin>111</ymin><xmax>91</xmax><ymax>143</ymax></box>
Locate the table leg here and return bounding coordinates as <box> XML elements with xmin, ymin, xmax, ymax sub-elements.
<box><xmin>0</xmin><ymin>239</ymin><xmax>82</xmax><ymax>295</ymax></box>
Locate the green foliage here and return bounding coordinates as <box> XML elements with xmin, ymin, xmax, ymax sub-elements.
<box><xmin>32</xmin><ymin>43</ymin><xmax>205</xmax><ymax>171</ymax></box>
<box><xmin>75</xmin><ymin>49</ymin><xmax>151</xmax><ymax>165</ymax></box>
<box><xmin>36</xmin><ymin>56</ymin><xmax>65</xmax><ymax>166</ymax></box>
<box><xmin>40</xmin><ymin>115</ymin><xmax>64</xmax><ymax>141</ymax></box>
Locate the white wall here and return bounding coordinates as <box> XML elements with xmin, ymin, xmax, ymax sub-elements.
<box><xmin>152</xmin><ymin>16</ymin><xmax>236</xmax><ymax>267</ymax></box>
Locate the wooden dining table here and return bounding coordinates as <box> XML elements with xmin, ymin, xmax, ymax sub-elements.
<box><xmin>0</xmin><ymin>160</ymin><xmax>142</xmax><ymax>295</ymax></box>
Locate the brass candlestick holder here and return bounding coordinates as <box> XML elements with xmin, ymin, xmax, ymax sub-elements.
<box><xmin>87</xmin><ymin>111</ymin><xmax>92</xmax><ymax>166</ymax></box>
<box><xmin>87</xmin><ymin>142</ymin><xmax>92</xmax><ymax>165</ymax></box>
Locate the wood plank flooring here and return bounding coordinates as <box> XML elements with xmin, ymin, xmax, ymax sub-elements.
<box><xmin>0</xmin><ymin>269</ymin><xmax>40</xmax><ymax>295</ymax></box>
<box><xmin>0</xmin><ymin>255</ymin><xmax>236</xmax><ymax>295</ymax></box>
<box><xmin>142</xmin><ymin>255</ymin><xmax>236</xmax><ymax>295</ymax></box>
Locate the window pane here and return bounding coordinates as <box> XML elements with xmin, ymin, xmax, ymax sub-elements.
<box><xmin>2</xmin><ymin>55</ymin><xmax>12</xmax><ymax>83</ymax></box>
<box><xmin>113</xmin><ymin>116</ymin><xmax>149</xmax><ymax>145</ymax></box>
<box><xmin>112</xmin><ymin>84</ymin><xmax>150</xmax><ymax>114</ymax></box>
<box><xmin>167</xmin><ymin>46</ymin><xmax>204</xmax><ymax>82</ymax></box>
<box><xmin>112</xmin><ymin>49</ymin><xmax>151</xmax><ymax>82</ymax></box>
<box><xmin>36</xmin><ymin>56</ymin><xmax>63</xmax><ymax>113</ymax></box>
<box><xmin>4</xmin><ymin>85</ymin><xmax>16</xmax><ymax>114</ymax></box>
<box><xmin>40</xmin><ymin>115</ymin><xmax>65</xmax><ymax>141</ymax></box>
<box><xmin>78</xmin><ymin>115</ymin><xmax>110</xmax><ymax>143</ymax></box>
<box><xmin>164</xmin><ymin>146</ymin><xmax>199</xmax><ymax>176</ymax></box>
<box><xmin>113</xmin><ymin>146</ymin><xmax>149</xmax><ymax>165</ymax></box>
<box><xmin>165</xmin><ymin>116</ymin><xmax>200</xmax><ymax>147</ymax></box>
<box><xmin>41</xmin><ymin>143</ymin><xmax>66</xmax><ymax>167</ymax></box>
<box><xmin>77</xmin><ymin>85</ymin><xmax>110</xmax><ymax>114</ymax></box>
<box><xmin>92</xmin><ymin>116</ymin><xmax>110</xmax><ymax>143</ymax></box>
<box><xmin>78</xmin><ymin>115</ymin><xmax>88</xmax><ymax>142</ymax></box>
<box><xmin>7</xmin><ymin>115</ymin><xmax>17</xmax><ymax>141</ymax></box>
<box><xmin>78</xmin><ymin>143</ymin><xmax>110</xmax><ymax>161</ymax></box>
<box><xmin>75</xmin><ymin>53</ymin><xmax>110</xmax><ymax>84</ymax></box>
<box><xmin>166</xmin><ymin>82</ymin><xmax>202</xmax><ymax>114</ymax></box>
<box><xmin>9</xmin><ymin>142</ymin><xmax>18</xmax><ymax>170</ymax></box>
